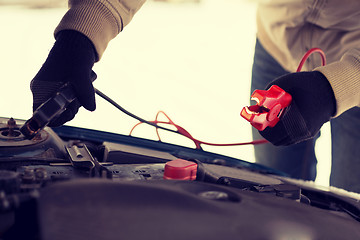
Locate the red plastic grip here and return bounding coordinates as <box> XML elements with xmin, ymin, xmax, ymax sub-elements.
<box><xmin>241</xmin><ymin>85</ymin><xmax>292</xmax><ymax>131</ymax></box>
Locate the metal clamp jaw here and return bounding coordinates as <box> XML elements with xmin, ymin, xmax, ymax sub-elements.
<box><xmin>20</xmin><ymin>83</ymin><xmax>76</xmax><ymax>139</ymax></box>
<box><xmin>240</xmin><ymin>85</ymin><xmax>292</xmax><ymax>131</ymax></box>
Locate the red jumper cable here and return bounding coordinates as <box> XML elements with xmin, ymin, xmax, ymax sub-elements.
<box><xmin>130</xmin><ymin>48</ymin><xmax>326</xmax><ymax>149</ymax></box>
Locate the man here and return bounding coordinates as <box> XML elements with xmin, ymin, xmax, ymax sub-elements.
<box><xmin>31</xmin><ymin>0</ymin><xmax>360</xmax><ymax>192</ymax></box>
<box><xmin>251</xmin><ymin>1</ymin><xmax>360</xmax><ymax>193</ymax></box>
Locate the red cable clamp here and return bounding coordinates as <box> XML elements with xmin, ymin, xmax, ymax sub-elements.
<box><xmin>240</xmin><ymin>85</ymin><xmax>292</xmax><ymax>131</ymax></box>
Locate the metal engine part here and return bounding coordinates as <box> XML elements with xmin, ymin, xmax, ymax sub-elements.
<box><xmin>0</xmin><ymin>117</ymin><xmax>66</xmax><ymax>159</ymax></box>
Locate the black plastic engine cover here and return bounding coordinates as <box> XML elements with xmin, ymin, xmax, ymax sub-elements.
<box><xmin>38</xmin><ymin>179</ymin><xmax>360</xmax><ymax>240</ymax></box>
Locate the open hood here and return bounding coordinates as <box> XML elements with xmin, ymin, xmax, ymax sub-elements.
<box><xmin>0</xmin><ymin>116</ymin><xmax>359</xmax><ymax>240</ymax></box>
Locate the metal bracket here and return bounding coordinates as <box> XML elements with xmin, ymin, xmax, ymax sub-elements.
<box><xmin>66</xmin><ymin>144</ymin><xmax>112</xmax><ymax>179</ymax></box>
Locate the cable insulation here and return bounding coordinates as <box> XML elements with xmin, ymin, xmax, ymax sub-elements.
<box><xmin>97</xmin><ymin>48</ymin><xmax>327</xmax><ymax>150</ymax></box>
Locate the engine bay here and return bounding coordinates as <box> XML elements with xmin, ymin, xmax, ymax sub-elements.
<box><xmin>0</xmin><ymin>116</ymin><xmax>360</xmax><ymax>240</ymax></box>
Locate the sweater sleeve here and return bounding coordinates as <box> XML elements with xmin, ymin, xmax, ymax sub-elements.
<box><xmin>54</xmin><ymin>0</ymin><xmax>146</xmax><ymax>61</ymax></box>
<box><xmin>315</xmin><ymin>49</ymin><xmax>360</xmax><ymax>117</ymax></box>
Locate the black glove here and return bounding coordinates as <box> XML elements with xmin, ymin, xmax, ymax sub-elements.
<box><xmin>259</xmin><ymin>71</ymin><xmax>336</xmax><ymax>146</ymax></box>
<box><xmin>30</xmin><ymin>30</ymin><xmax>97</xmax><ymax>127</ymax></box>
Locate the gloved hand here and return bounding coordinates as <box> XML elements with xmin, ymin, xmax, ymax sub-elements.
<box><xmin>30</xmin><ymin>30</ymin><xmax>97</xmax><ymax>127</ymax></box>
<box><xmin>259</xmin><ymin>71</ymin><xmax>336</xmax><ymax>146</ymax></box>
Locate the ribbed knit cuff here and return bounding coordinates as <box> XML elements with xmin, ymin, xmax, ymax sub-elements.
<box><xmin>54</xmin><ymin>0</ymin><xmax>121</xmax><ymax>61</ymax></box>
<box><xmin>315</xmin><ymin>49</ymin><xmax>360</xmax><ymax>117</ymax></box>
<box><xmin>54</xmin><ymin>0</ymin><xmax>146</xmax><ymax>61</ymax></box>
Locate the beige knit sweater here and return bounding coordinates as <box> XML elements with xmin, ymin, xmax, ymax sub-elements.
<box><xmin>257</xmin><ymin>0</ymin><xmax>360</xmax><ymax>116</ymax></box>
<box><xmin>55</xmin><ymin>0</ymin><xmax>359</xmax><ymax>117</ymax></box>
<box><xmin>55</xmin><ymin>0</ymin><xmax>146</xmax><ymax>60</ymax></box>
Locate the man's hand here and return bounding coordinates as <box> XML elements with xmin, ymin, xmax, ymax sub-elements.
<box><xmin>30</xmin><ymin>30</ymin><xmax>97</xmax><ymax>127</ymax></box>
<box><xmin>259</xmin><ymin>71</ymin><xmax>336</xmax><ymax>146</ymax></box>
